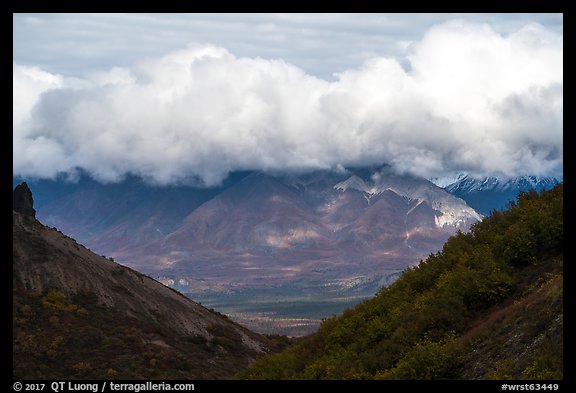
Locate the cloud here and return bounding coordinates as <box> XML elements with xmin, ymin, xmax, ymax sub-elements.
<box><xmin>13</xmin><ymin>21</ymin><xmax>563</xmax><ymax>186</ymax></box>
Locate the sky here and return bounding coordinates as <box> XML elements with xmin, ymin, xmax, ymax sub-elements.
<box><xmin>13</xmin><ymin>13</ymin><xmax>563</xmax><ymax>186</ymax></box>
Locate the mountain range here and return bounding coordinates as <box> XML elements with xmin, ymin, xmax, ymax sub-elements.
<box><xmin>16</xmin><ymin>167</ymin><xmax>558</xmax><ymax>335</ymax></box>
<box><xmin>13</xmin><ymin>180</ymin><xmax>563</xmax><ymax>379</ymax></box>
<box><xmin>430</xmin><ymin>174</ymin><xmax>561</xmax><ymax>215</ymax></box>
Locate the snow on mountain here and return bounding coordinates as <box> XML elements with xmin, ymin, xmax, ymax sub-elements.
<box><xmin>438</xmin><ymin>174</ymin><xmax>561</xmax><ymax>194</ymax></box>
<box><xmin>335</xmin><ymin>171</ymin><xmax>482</xmax><ymax>228</ymax></box>
<box><xmin>433</xmin><ymin>174</ymin><xmax>562</xmax><ymax>215</ymax></box>
<box><xmin>428</xmin><ymin>173</ymin><xmax>468</xmax><ymax>189</ymax></box>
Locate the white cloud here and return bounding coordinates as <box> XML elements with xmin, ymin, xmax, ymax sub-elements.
<box><xmin>13</xmin><ymin>64</ymin><xmax>63</xmax><ymax>131</ymax></box>
<box><xmin>13</xmin><ymin>21</ymin><xmax>563</xmax><ymax>185</ymax></box>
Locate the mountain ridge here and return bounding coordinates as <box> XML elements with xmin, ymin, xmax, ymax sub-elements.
<box><xmin>119</xmin><ymin>170</ymin><xmax>480</xmax><ymax>291</ymax></box>
<box><xmin>431</xmin><ymin>174</ymin><xmax>561</xmax><ymax>215</ymax></box>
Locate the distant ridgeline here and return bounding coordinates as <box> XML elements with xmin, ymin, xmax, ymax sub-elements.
<box><xmin>239</xmin><ymin>185</ymin><xmax>563</xmax><ymax>380</ymax></box>
<box><xmin>441</xmin><ymin>175</ymin><xmax>561</xmax><ymax>216</ymax></box>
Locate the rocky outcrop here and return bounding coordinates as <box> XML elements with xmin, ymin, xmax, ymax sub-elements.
<box><xmin>13</xmin><ymin>182</ymin><xmax>36</xmax><ymax>217</ymax></box>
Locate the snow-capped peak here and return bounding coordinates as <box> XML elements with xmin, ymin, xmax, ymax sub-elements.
<box><xmin>443</xmin><ymin>175</ymin><xmax>561</xmax><ymax>194</ymax></box>
<box><xmin>429</xmin><ymin>173</ymin><xmax>468</xmax><ymax>189</ymax></box>
<box><xmin>335</xmin><ymin>173</ymin><xmax>482</xmax><ymax>229</ymax></box>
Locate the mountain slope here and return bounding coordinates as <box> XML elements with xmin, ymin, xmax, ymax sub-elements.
<box><xmin>12</xmin><ymin>186</ymin><xmax>271</xmax><ymax>379</ymax></box>
<box><xmin>125</xmin><ymin>170</ymin><xmax>480</xmax><ymax>298</ymax></box>
<box><xmin>239</xmin><ymin>184</ymin><xmax>563</xmax><ymax>379</ymax></box>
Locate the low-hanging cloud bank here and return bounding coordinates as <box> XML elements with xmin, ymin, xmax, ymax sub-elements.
<box><xmin>13</xmin><ymin>20</ymin><xmax>563</xmax><ymax>186</ymax></box>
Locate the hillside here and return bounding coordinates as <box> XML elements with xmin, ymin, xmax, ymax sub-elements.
<box><xmin>239</xmin><ymin>184</ymin><xmax>563</xmax><ymax>379</ymax></box>
<box><xmin>12</xmin><ymin>183</ymin><xmax>272</xmax><ymax>379</ymax></box>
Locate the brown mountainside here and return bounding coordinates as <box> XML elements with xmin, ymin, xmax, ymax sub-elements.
<box><xmin>13</xmin><ymin>204</ymin><xmax>271</xmax><ymax>379</ymax></box>
<box><xmin>128</xmin><ymin>172</ymin><xmax>479</xmax><ymax>292</ymax></box>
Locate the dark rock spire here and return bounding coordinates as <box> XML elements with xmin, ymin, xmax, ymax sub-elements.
<box><xmin>13</xmin><ymin>182</ymin><xmax>36</xmax><ymax>217</ymax></box>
